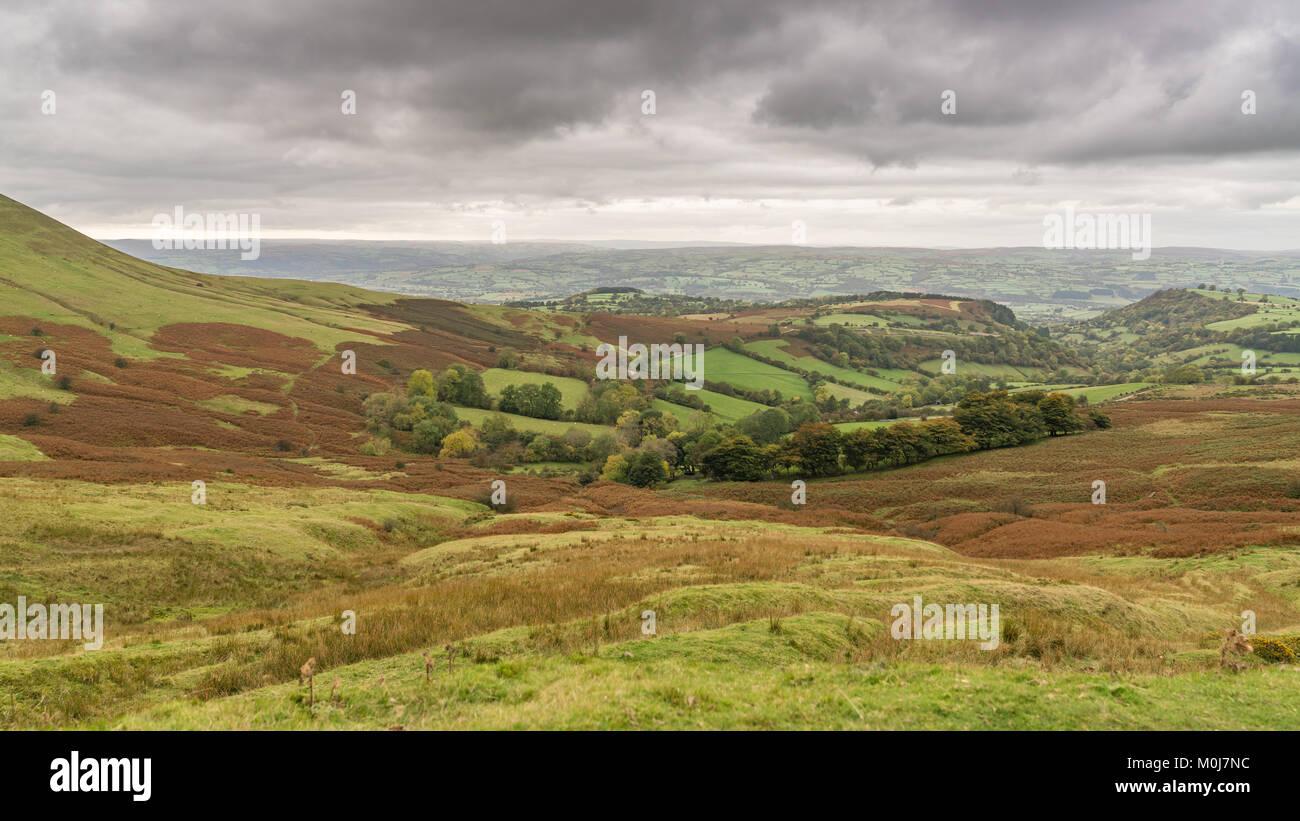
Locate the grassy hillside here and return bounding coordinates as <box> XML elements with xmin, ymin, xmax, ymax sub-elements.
<box><xmin>0</xmin><ymin>195</ymin><xmax>407</xmax><ymax>359</ymax></box>
<box><xmin>6</xmin><ymin>507</ymin><xmax>1288</xmax><ymax>730</ymax></box>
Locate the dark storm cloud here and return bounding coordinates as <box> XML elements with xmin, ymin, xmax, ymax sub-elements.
<box><xmin>1</xmin><ymin>0</ymin><xmax>1297</xmax><ymax>244</ymax></box>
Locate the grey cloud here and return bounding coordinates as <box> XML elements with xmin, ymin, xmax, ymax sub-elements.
<box><xmin>0</xmin><ymin>0</ymin><xmax>1297</xmax><ymax>246</ymax></box>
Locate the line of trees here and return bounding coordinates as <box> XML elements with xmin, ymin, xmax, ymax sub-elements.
<box><xmin>696</xmin><ymin>390</ymin><xmax>1104</xmax><ymax>482</ymax></box>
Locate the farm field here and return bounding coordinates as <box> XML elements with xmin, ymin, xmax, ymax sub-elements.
<box><xmin>480</xmin><ymin>368</ymin><xmax>589</xmax><ymax>409</ymax></box>
<box><xmin>745</xmin><ymin>339</ymin><xmax>903</xmax><ymax>392</ymax></box>
<box><xmin>685</xmin><ymin>346</ymin><xmax>815</xmax><ymax>399</ymax></box>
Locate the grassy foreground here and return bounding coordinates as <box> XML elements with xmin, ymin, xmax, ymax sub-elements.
<box><xmin>1</xmin><ymin>473</ymin><xmax>1294</xmax><ymax>730</ymax></box>
<box><xmin>109</xmin><ymin>643</ymin><xmax>1300</xmax><ymax>730</ymax></box>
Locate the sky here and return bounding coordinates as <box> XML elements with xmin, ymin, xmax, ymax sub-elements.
<box><xmin>2</xmin><ymin>0</ymin><xmax>1298</xmax><ymax>248</ymax></box>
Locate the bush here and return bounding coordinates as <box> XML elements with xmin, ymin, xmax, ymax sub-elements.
<box><xmin>21</xmin><ymin>413</ymin><xmax>40</xmax><ymax>427</ymax></box>
<box><xmin>1252</xmin><ymin>635</ymin><xmax>1300</xmax><ymax>663</ymax></box>
<box><xmin>475</xmin><ymin>486</ymin><xmax>516</xmax><ymax>513</ymax></box>
<box><xmin>274</xmin><ymin>439</ymin><xmax>294</xmax><ymax>452</ymax></box>
<box><xmin>992</xmin><ymin>497</ymin><xmax>1035</xmax><ymax>517</ymax></box>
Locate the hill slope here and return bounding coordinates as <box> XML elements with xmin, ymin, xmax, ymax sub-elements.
<box><xmin>0</xmin><ymin>195</ymin><xmax>411</xmax><ymax>360</ymax></box>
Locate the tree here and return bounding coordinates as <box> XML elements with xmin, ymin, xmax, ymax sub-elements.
<box><xmin>1163</xmin><ymin>364</ymin><xmax>1203</xmax><ymax>384</ymax></box>
<box><xmin>479</xmin><ymin>413</ymin><xmax>518</xmax><ymax>450</ymax></box>
<box><xmin>438</xmin><ymin>428</ymin><xmax>480</xmax><ymax>458</ymax></box>
<box><xmin>436</xmin><ymin>365</ymin><xmax>491</xmax><ymax>408</ymax></box>
<box><xmin>841</xmin><ymin>428</ymin><xmax>875</xmax><ymax>470</ymax></box>
<box><xmin>737</xmin><ymin>407</ymin><xmax>791</xmax><ymax>445</ymax></box>
<box><xmin>407</xmin><ymin>369</ymin><xmax>435</xmax><ymax>398</ymax></box>
<box><xmin>523</xmin><ymin>434</ymin><xmax>551</xmax><ymax>463</ymax></box>
<box><xmin>411</xmin><ymin>416</ymin><xmax>457</xmax><ymax>453</ymax></box>
<box><xmin>923</xmin><ymin>418</ymin><xmax>977</xmax><ymax>455</ymax></box>
<box><xmin>585</xmin><ymin>432</ymin><xmax>621</xmax><ymax>465</ymax></box>
<box><xmin>625</xmin><ymin>450</ymin><xmax>669</xmax><ymax>487</ymax></box>
<box><xmin>363</xmin><ymin>392</ymin><xmax>408</xmax><ymax>433</ymax></box>
<box><xmin>700</xmin><ymin>435</ymin><xmax>769</xmax><ymax>481</ymax></box>
<box><xmin>600</xmin><ymin>452</ymin><xmax>630</xmax><ymax>482</ymax></box>
<box><xmin>499</xmin><ymin>382</ymin><xmax>563</xmax><ymax>419</ymax></box>
<box><xmin>953</xmin><ymin>390</ymin><xmax>1046</xmax><ymax>450</ymax></box>
<box><xmin>1038</xmin><ymin>392</ymin><xmax>1084</xmax><ymax>436</ymax></box>
<box><xmin>616</xmin><ymin>409</ymin><xmax>643</xmax><ymax>446</ymax></box>
<box><xmin>788</xmin><ymin>422</ymin><xmax>843</xmax><ymax>476</ymax></box>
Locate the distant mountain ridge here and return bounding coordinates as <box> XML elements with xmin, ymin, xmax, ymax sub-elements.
<box><xmin>102</xmin><ymin>237</ymin><xmax>1300</xmax><ymax>321</ymax></box>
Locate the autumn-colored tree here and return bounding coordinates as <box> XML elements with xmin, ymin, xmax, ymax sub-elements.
<box><xmin>407</xmin><ymin>368</ymin><xmax>435</xmax><ymax>398</ymax></box>
<box><xmin>438</xmin><ymin>428</ymin><xmax>480</xmax><ymax>458</ymax></box>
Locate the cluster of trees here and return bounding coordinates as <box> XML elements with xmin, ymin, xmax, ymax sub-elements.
<box><xmin>695</xmin><ymin>390</ymin><xmax>1103</xmax><ymax>482</ymax></box>
<box><xmin>498</xmin><ymin>382</ymin><xmax>563</xmax><ymax>419</ymax></box>
<box><xmin>404</xmin><ymin>365</ymin><xmax>572</xmax><ymax>422</ymax></box>
<box><xmin>574</xmin><ymin>381</ymin><xmax>649</xmax><ymax>424</ymax></box>
<box><xmin>361</xmin><ymin>390</ymin><xmax>467</xmax><ymax>456</ymax></box>
<box><xmin>406</xmin><ymin>364</ymin><xmax>491</xmax><ymax>409</ymax></box>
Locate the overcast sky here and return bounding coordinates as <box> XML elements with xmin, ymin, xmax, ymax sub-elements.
<box><xmin>2</xmin><ymin>0</ymin><xmax>1298</xmax><ymax>248</ymax></box>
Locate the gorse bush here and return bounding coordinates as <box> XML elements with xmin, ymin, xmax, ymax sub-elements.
<box><xmin>1251</xmin><ymin>635</ymin><xmax>1300</xmax><ymax>663</ymax></box>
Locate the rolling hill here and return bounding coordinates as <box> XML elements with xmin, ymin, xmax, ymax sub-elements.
<box><xmin>2</xmin><ymin>194</ymin><xmax>1300</xmax><ymax>731</ymax></box>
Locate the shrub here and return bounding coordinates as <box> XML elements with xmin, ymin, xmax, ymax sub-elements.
<box><xmin>1252</xmin><ymin>635</ymin><xmax>1300</xmax><ymax>663</ymax></box>
<box><xmin>21</xmin><ymin>413</ymin><xmax>40</xmax><ymax>427</ymax></box>
<box><xmin>992</xmin><ymin>497</ymin><xmax>1035</xmax><ymax>517</ymax></box>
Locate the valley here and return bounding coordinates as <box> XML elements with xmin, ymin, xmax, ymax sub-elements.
<box><xmin>2</xmin><ymin>194</ymin><xmax>1299</xmax><ymax>730</ymax></box>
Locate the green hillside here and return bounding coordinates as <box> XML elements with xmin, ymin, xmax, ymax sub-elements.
<box><xmin>0</xmin><ymin>195</ymin><xmax>407</xmax><ymax>359</ymax></box>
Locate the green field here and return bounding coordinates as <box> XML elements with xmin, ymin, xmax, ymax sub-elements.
<box><xmin>917</xmin><ymin>360</ymin><xmax>1038</xmax><ymax>380</ymax></box>
<box><xmin>832</xmin><ymin>418</ymin><xmax>908</xmax><ymax>433</ymax></box>
<box><xmin>745</xmin><ymin>339</ymin><xmax>902</xmax><ymax>392</ymax></box>
<box><xmin>653</xmin><ymin>389</ymin><xmax>768</xmax><ymax>424</ymax></box>
<box><xmin>0</xmin><ymin>434</ymin><xmax>46</xmax><ymax>461</ymax></box>
<box><xmin>480</xmin><ymin>369</ymin><xmax>590</xmax><ymax>409</ymax></box>
<box><xmin>0</xmin><ymin>359</ymin><xmax>73</xmax><ymax>404</ymax></box>
<box><xmin>693</xmin><ymin>346</ymin><xmax>814</xmax><ymax>399</ymax></box>
<box><xmin>1058</xmin><ymin>382</ymin><xmax>1154</xmax><ymax>403</ymax></box>
<box><xmin>451</xmin><ymin>406</ymin><xmax>611</xmax><ymax>438</ymax></box>
<box><xmin>813</xmin><ymin>312</ymin><xmax>889</xmax><ymax>328</ymax></box>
